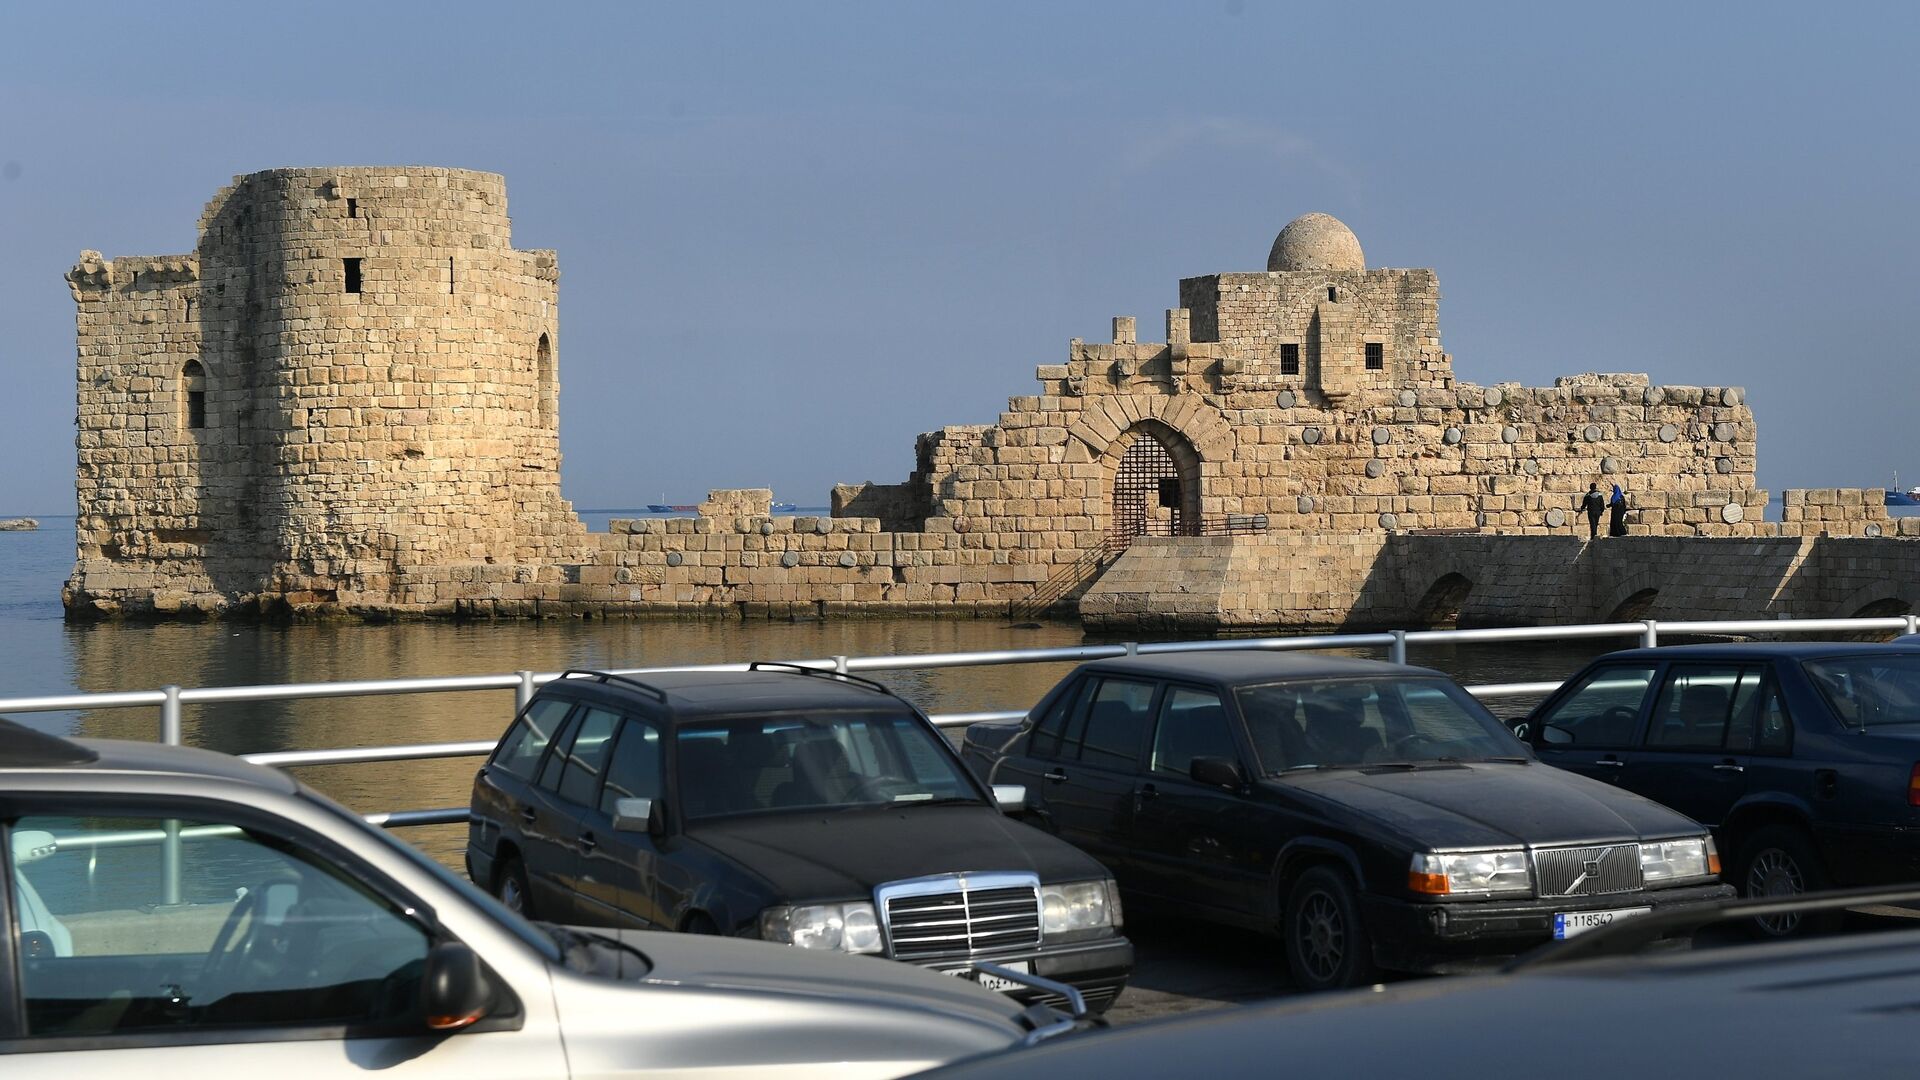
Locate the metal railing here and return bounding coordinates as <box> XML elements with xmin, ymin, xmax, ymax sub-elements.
<box><xmin>4</xmin><ymin>614</ymin><xmax>1918</xmax><ymax>839</ymax></box>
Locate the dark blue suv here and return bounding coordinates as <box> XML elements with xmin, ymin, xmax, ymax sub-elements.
<box><xmin>1520</xmin><ymin>642</ymin><xmax>1920</xmax><ymax>934</ymax></box>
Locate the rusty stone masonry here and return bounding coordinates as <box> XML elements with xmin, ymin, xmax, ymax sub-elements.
<box><xmin>64</xmin><ymin>174</ymin><xmax>1915</xmax><ymax>624</ymax></box>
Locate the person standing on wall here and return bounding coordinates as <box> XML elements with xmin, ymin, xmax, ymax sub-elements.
<box><xmin>1608</xmin><ymin>484</ymin><xmax>1629</xmax><ymax>537</ymax></box>
<box><xmin>1582</xmin><ymin>482</ymin><xmax>1606</xmax><ymax>540</ymax></box>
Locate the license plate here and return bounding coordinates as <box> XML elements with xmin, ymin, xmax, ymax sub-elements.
<box><xmin>943</xmin><ymin>960</ymin><xmax>1030</xmax><ymax>993</ymax></box>
<box><xmin>1553</xmin><ymin>906</ymin><xmax>1652</xmax><ymax>939</ymax></box>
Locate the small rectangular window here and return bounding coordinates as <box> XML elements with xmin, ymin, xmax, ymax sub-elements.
<box><xmin>1280</xmin><ymin>343</ymin><xmax>1300</xmax><ymax>376</ymax></box>
<box><xmin>1365</xmin><ymin>342</ymin><xmax>1384</xmax><ymax>370</ymax></box>
<box><xmin>346</xmin><ymin>198</ymin><xmax>358</xmax><ymax>218</ymax></box>
<box><xmin>186</xmin><ymin>390</ymin><xmax>206</xmax><ymax>429</ymax></box>
<box><xmin>1326</xmin><ymin>286</ymin><xmax>1337</xmax><ymax>301</ymax></box>
<box><xmin>343</xmin><ymin>257</ymin><xmax>362</xmax><ymax>294</ymax></box>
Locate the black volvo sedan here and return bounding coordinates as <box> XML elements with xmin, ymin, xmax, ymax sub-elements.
<box><xmin>468</xmin><ymin>666</ymin><xmax>1134</xmax><ymax>1011</ymax></box>
<box><xmin>961</xmin><ymin>652</ymin><xmax>1732</xmax><ymax>991</ymax></box>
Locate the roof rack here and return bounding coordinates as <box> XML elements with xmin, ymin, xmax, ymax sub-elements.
<box><xmin>555</xmin><ymin>669</ymin><xmax>669</xmax><ymax>703</ymax></box>
<box><xmin>0</xmin><ymin>718</ymin><xmax>100</xmax><ymax>767</ymax></box>
<box><xmin>747</xmin><ymin>661</ymin><xmax>898</xmax><ymax>699</ymax></box>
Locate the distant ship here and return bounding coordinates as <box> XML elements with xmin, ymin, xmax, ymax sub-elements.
<box><xmin>645</xmin><ymin>501</ymin><xmax>801</xmax><ymax>513</ymax></box>
<box><xmin>1888</xmin><ymin>489</ymin><xmax>1920</xmax><ymax>507</ymax></box>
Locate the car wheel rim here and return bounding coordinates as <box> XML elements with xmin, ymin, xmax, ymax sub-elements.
<box><xmin>498</xmin><ymin>876</ymin><xmax>524</xmax><ymax>914</ymax></box>
<box><xmin>1747</xmin><ymin>848</ymin><xmax>1804</xmax><ymax>935</ymax></box>
<box><xmin>1296</xmin><ymin>891</ymin><xmax>1346</xmax><ymax>982</ymax></box>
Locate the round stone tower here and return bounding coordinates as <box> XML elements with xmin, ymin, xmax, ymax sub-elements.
<box><xmin>68</xmin><ymin>166</ymin><xmax>584</xmax><ymax>614</ymax></box>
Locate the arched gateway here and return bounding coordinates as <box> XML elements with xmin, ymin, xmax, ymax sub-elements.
<box><xmin>1110</xmin><ymin>422</ymin><xmax>1201</xmax><ymax>544</ymax></box>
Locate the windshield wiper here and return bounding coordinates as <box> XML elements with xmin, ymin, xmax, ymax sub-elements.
<box><xmin>1477</xmin><ymin>756</ymin><xmax>1532</xmax><ymax>764</ymax></box>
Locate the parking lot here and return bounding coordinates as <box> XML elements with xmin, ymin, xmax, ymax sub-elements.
<box><xmin>1103</xmin><ymin>904</ymin><xmax>1920</xmax><ymax>1025</ymax></box>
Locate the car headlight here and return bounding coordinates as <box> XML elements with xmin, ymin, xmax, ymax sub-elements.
<box><xmin>1640</xmin><ymin>838</ymin><xmax>1719</xmax><ymax>883</ymax></box>
<box><xmin>1040</xmin><ymin>880</ymin><xmax>1121</xmax><ymax>940</ymax></box>
<box><xmin>1409</xmin><ymin>850</ymin><xmax>1533</xmax><ymax>898</ymax></box>
<box><xmin>758</xmin><ymin>902</ymin><xmax>883</xmax><ymax>954</ymax></box>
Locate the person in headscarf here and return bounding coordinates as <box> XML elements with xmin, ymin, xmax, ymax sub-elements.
<box><xmin>1608</xmin><ymin>484</ymin><xmax>1629</xmax><ymax>537</ymax></box>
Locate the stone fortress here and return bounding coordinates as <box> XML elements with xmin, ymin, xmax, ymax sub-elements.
<box><xmin>65</xmin><ymin>168</ymin><xmax>1920</xmax><ymax>628</ymax></box>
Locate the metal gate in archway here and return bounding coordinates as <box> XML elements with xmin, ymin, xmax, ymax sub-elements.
<box><xmin>1111</xmin><ymin>431</ymin><xmax>1195</xmax><ymax>544</ymax></box>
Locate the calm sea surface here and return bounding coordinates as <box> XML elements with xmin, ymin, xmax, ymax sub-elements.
<box><xmin>0</xmin><ymin>513</ymin><xmax>1685</xmax><ymax>865</ymax></box>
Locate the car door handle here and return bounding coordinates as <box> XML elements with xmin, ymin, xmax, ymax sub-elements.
<box><xmin>1713</xmin><ymin>762</ymin><xmax>1745</xmax><ymax>773</ymax></box>
<box><xmin>519</xmin><ymin>806</ymin><xmax>537</xmax><ymax>825</ymax></box>
<box><xmin>1593</xmin><ymin>759</ymin><xmax>1624</xmax><ymax>768</ymax></box>
<box><xmin>1136</xmin><ymin>783</ymin><xmax>1160</xmax><ymax>802</ymax></box>
<box><xmin>578</xmin><ymin>831</ymin><xmax>596</xmax><ymax>852</ymax></box>
<box><xmin>1043</xmin><ymin>769</ymin><xmax>1068</xmax><ymax>782</ymax></box>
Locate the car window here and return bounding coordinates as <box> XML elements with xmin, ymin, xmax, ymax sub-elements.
<box><xmin>1076</xmin><ymin>678</ymin><xmax>1158</xmax><ymax>770</ymax></box>
<box><xmin>1030</xmin><ymin>677</ymin><xmax>1093</xmax><ymax>761</ymax></box>
<box><xmin>1149</xmin><ymin>686</ymin><xmax>1237</xmax><ymax>776</ymax></box>
<box><xmin>1755</xmin><ymin>680</ymin><xmax>1793</xmax><ymax>752</ymax></box>
<box><xmin>677</xmin><ymin>712</ymin><xmax>977</xmax><ymax>818</ymax></box>
<box><xmin>1645</xmin><ymin>665</ymin><xmax>1745</xmax><ymax>750</ymax></box>
<box><xmin>536</xmin><ymin>707</ymin><xmax>586</xmax><ymax>793</ymax></box>
<box><xmin>1533</xmin><ymin>665</ymin><xmax>1657</xmax><ymax>748</ymax></box>
<box><xmin>599</xmin><ymin>718</ymin><xmax>664</xmax><ymax>816</ymax></box>
<box><xmin>493</xmin><ymin>697</ymin><xmax>574</xmax><ymax>782</ymax></box>
<box><xmin>1804</xmin><ymin>655</ymin><xmax>1920</xmax><ymax>730</ymax></box>
<box><xmin>558</xmin><ymin>707</ymin><xmax>622</xmax><ymax>807</ymax></box>
<box><xmin>8</xmin><ymin>812</ymin><xmax>430</xmax><ymax>1038</ymax></box>
<box><xmin>1239</xmin><ymin>677</ymin><xmax>1522</xmax><ymax>770</ymax></box>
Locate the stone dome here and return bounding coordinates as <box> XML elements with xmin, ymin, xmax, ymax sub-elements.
<box><xmin>1266</xmin><ymin>212</ymin><xmax>1365</xmax><ymax>272</ymax></box>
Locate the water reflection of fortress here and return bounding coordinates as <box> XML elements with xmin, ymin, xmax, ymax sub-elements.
<box><xmin>66</xmin><ymin>169</ymin><xmax>1916</xmax><ymax>628</ymax></box>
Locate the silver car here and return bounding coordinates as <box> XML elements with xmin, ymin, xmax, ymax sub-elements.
<box><xmin>0</xmin><ymin>720</ymin><xmax>1071</xmax><ymax>1077</ymax></box>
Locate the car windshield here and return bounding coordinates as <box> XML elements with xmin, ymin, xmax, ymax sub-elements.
<box><xmin>1804</xmin><ymin>654</ymin><xmax>1920</xmax><ymax>729</ymax></box>
<box><xmin>1236</xmin><ymin>676</ymin><xmax>1526</xmax><ymax>772</ymax></box>
<box><xmin>676</xmin><ymin>711</ymin><xmax>981</xmax><ymax>819</ymax></box>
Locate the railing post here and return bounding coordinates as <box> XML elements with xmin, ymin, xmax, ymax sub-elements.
<box><xmin>160</xmin><ymin>684</ymin><xmax>183</xmax><ymax>906</ymax></box>
<box><xmin>1125</xmin><ymin>642</ymin><xmax>1138</xmax><ymax>657</ymax></box>
<box><xmin>515</xmin><ymin>671</ymin><xmax>535</xmax><ymax>714</ymax></box>
<box><xmin>160</xmin><ymin>684</ymin><xmax>182</xmax><ymax>746</ymax></box>
<box><xmin>1908</xmin><ymin>614</ymin><xmax>1918</xmax><ymax>637</ymax></box>
<box><xmin>1641</xmin><ymin>620</ymin><xmax>1659</xmax><ymax>648</ymax></box>
<box><xmin>834</xmin><ymin>655</ymin><xmax>849</xmax><ymax>675</ymax></box>
<box><xmin>1389</xmin><ymin>630</ymin><xmax>1408</xmax><ymax>666</ymax></box>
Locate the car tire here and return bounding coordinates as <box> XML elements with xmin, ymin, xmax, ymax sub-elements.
<box><xmin>495</xmin><ymin>854</ymin><xmax>535</xmax><ymax>920</ymax></box>
<box><xmin>1284</xmin><ymin>866</ymin><xmax>1378</xmax><ymax>992</ymax></box>
<box><xmin>1737</xmin><ymin>825</ymin><xmax>1837</xmax><ymax>938</ymax></box>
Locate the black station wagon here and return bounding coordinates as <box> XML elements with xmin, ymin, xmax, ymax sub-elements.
<box><xmin>1521</xmin><ymin>642</ymin><xmax>1920</xmax><ymax>935</ymax></box>
<box><xmin>962</xmin><ymin>652</ymin><xmax>1732</xmax><ymax>991</ymax></box>
<box><xmin>467</xmin><ymin>665</ymin><xmax>1134</xmax><ymax>1011</ymax></box>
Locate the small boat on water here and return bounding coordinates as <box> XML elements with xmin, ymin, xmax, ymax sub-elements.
<box><xmin>1886</xmin><ymin>473</ymin><xmax>1920</xmax><ymax>507</ymax></box>
<box><xmin>771</xmin><ymin>502</ymin><xmax>797</xmax><ymax>513</ymax></box>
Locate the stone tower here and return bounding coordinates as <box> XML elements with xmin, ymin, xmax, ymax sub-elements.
<box><xmin>66</xmin><ymin>167</ymin><xmax>586</xmax><ymax>615</ymax></box>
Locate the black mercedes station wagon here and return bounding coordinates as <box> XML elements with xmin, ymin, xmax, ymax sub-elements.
<box><xmin>961</xmin><ymin>652</ymin><xmax>1733</xmax><ymax>991</ymax></box>
<box><xmin>467</xmin><ymin>666</ymin><xmax>1133</xmax><ymax>1011</ymax></box>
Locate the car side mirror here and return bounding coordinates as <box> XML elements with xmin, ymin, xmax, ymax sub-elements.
<box><xmin>612</xmin><ymin>797</ymin><xmax>662</xmax><ymax>836</ymax></box>
<box><xmin>992</xmin><ymin>784</ymin><xmax>1028</xmax><ymax>813</ymax></box>
<box><xmin>1190</xmin><ymin>756</ymin><xmax>1245</xmax><ymax>790</ymax></box>
<box><xmin>18</xmin><ymin>930</ymin><xmax>54</xmax><ymax>960</ymax></box>
<box><xmin>421</xmin><ymin>941</ymin><xmax>495</xmax><ymax>1031</ymax></box>
<box><xmin>1541</xmin><ymin>725</ymin><xmax>1573</xmax><ymax>746</ymax></box>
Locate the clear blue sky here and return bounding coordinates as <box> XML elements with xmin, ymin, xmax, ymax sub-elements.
<box><xmin>2</xmin><ymin>1</ymin><xmax>1915</xmax><ymax>516</ymax></box>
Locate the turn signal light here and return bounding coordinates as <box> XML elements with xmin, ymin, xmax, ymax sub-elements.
<box><xmin>426</xmin><ymin>1010</ymin><xmax>485</xmax><ymax>1031</ymax></box>
<box><xmin>1908</xmin><ymin>763</ymin><xmax>1920</xmax><ymax>807</ymax></box>
<box><xmin>1408</xmin><ymin>870</ymin><xmax>1450</xmax><ymax>896</ymax></box>
<box><xmin>1707</xmin><ymin>849</ymin><xmax>1722</xmax><ymax>876</ymax></box>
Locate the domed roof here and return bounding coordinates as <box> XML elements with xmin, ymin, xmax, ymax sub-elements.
<box><xmin>1266</xmin><ymin>213</ymin><xmax>1365</xmax><ymax>272</ymax></box>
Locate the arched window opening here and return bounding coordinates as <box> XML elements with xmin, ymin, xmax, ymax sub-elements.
<box><xmin>536</xmin><ymin>333</ymin><xmax>556</xmax><ymax>431</ymax></box>
<box><xmin>1414</xmin><ymin>573</ymin><xmax>1473</xmax><ymax>629</ymax></box>
<box><xmin>181</xmin><ymin>359</ymin><xmax>206</xmax><ymax>430</ymax></box>
<box><xmin>1847</xmin><ymin>597</ymin><xmax>1912</xmax><ymax>641</ymax></box>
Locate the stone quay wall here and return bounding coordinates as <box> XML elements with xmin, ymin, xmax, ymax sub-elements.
<box><xmin>1081</xmin><ymin>531</ymin><xmax>1920</xmax><ymax>633</ymax></box>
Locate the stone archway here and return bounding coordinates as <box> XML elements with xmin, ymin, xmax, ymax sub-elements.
<box><xmin>1108</xmin><ymin>421</ymin><xmax>1202</xmax><ymax>544</ymax></box>
<box><xmin>1607</xmin><ymin>587</ymin><xmax>1660</xmax><ymax>623</ymax></box>
<box><xmin>1413</xmin><ymin>572</ymin><xmax>1473</xmax><ymax>628</ymax></box>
